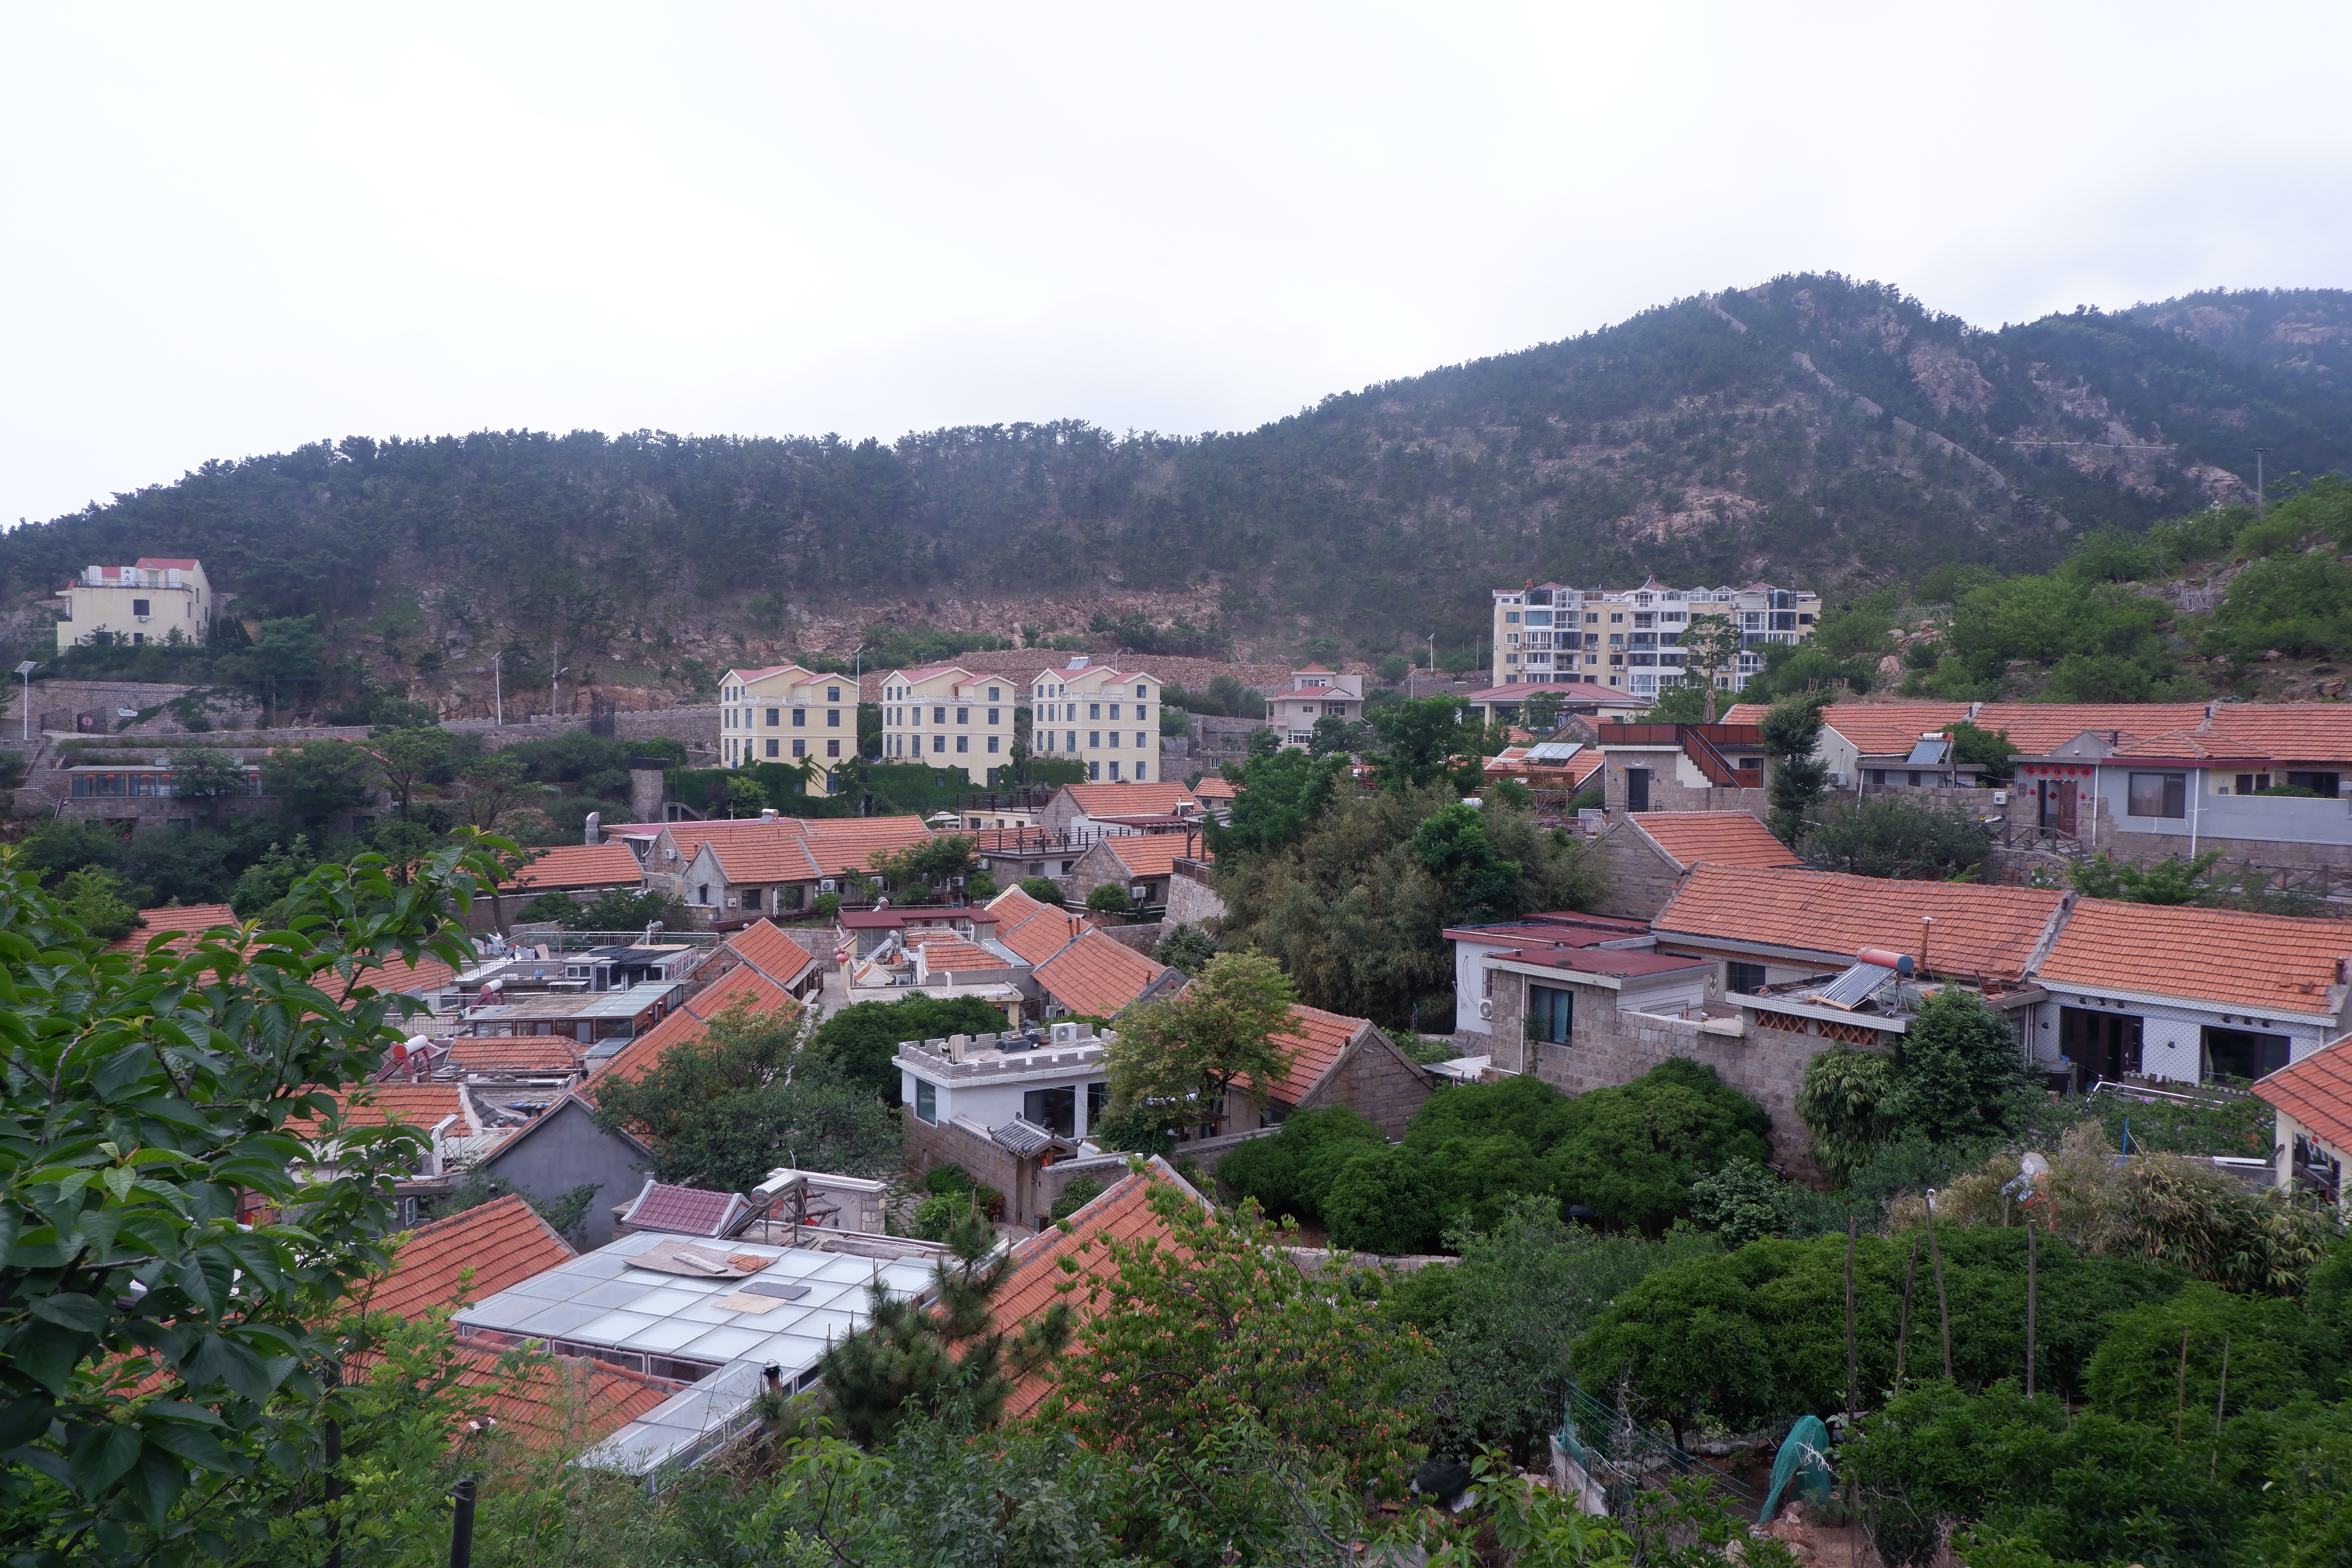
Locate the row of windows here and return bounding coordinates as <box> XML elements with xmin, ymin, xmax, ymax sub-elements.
<box><xmin>69</xmin><ymin>771</ymin><xmax>263</xmax><ymax>798</ymax></box>
<box><xmin>1506</xmin><ymin>651</ymin><xmax>1685</xmax><ymax>668</ymax></box>
<box><xmin>883</xmin><ymin>734</ymin><xmax>1003</xmax><ymax>756</ymax></box>
<box><xmin>887</xmin><ymin>684</ymin><xmax>1004</xmax><ymax>701</ymax></box>
<box><xmin>723</xmin><ymin>684</ymin><xmax>843</xmax><ymax>703</ymax></box>
<box><xmin>1037</xmin><ymin>730</ymin><xmax>1150</xmax><ymax>751</ymax></box>
<box><xmin>885</xmin><ymin>707</ymin><xmax>1002</xmax><ymax>726</ymax></box>
<box><xmin>1032</xmin><ymin>682</ymin><xmax>1154</xmax><ymax>702</ymax></box>
<box><xmin>727</xmin><ymin>706</ymin><xmax>842</xmax><ymax>729</ymax></box>
<box><xmin>727</xmin><ymin>738</ymin><xmax>844</xmax><ymax>762</ymax></box>
<box><xmin>1038</xmin><ymin>702</ymin><xmax>1146</xmax><ymax>722</ymax></box>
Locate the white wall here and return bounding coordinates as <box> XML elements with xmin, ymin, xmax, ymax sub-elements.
<box><xmin>2025</xmin><ymin>991</ymin><xmax>2335</xmax><ymax>1083</ymax></box>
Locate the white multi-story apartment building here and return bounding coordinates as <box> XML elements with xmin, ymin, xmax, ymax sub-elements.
<box><xmin>878</xmin><ymin>664</ymin><xmax>1016</xmax><ymax>786</ymax></box>
<box><xmin>720</xmin><ymin>664</ymin><xmax>855</xmax><ymax>788</ymax></box>
<box><xmin>1490</xmin><ymin>578</ymin><xmax>1821</xmax><ymax>699</ymax></box>
<box><xmin>53</xmin><ymin>558</ymin><xmax>213</xmax><ymax>650</ymax></box>
<box><xmin>1027</xmin><ymin>657</ymin><xmax>1163</xmax><ymax>783</ymax></box>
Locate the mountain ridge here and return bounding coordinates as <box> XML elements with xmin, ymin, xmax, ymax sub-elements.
<box><xmin>5</xmin><ymin>274</ymin><xmax>2348</xmax><ymax>705</ymax></box>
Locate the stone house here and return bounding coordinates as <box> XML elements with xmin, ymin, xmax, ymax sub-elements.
<box><xmin>1223</xmin><ymin>1003</ymin><xmax>1433</xmax><ymax>1138</ymax></box>
<box><xmin>1589</xmin><ymin>721</ymin><xmax>1768</xmax><ymax>815</ymax></box>
<box><xmin>1586</xmin><ymin>810</ymin><xmax>1802</xmax><ymax>920</ymax></box>
<box><xmin>1060</xmin><ymin>828</ymin><xmax>1210</xmax><ymax>914</ymax></box>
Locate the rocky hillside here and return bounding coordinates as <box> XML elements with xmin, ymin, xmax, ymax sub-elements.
<box><xmin>5</xmin><ymin>275</ymin><xmax>2347</xmax><ymax>710</ymax></box>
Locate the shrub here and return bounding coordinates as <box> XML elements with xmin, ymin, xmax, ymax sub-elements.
<box><xmin>1085</xmin><ymin>882</ymin><xmax>1133</xmax><ymax>915</ymax></box>
<box><xmin>1016</xmin><ymin>875</ymin><xmax>1064</xmax><ymax>904</ymax></box>
<box><xmin>1215</xmin><ymin>1107</ymin><xmax>1387</xmax><ymax>1223</ymax></box>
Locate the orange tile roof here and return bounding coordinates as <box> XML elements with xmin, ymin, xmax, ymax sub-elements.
<box><xmin>988</xmin><ymin>1161</ymin><xmax>1199</xmax><ymax>1419</ymax></box>
<box><xmin>1653</xmin><ymin>864</ymin><xmax>2066</xmax><ymax>981</ymax></box>
<box><xmin>1971</xmin><ymin>702</ymin><xmax>2214</xmax><ymax>755</ymax></box>
<box><xmin>2255</xmin><ymin>1033</ymin><xmax>2352</xmax><ymax>1154</ymax></box>
<box><xmin>290</xmin><ymin>1081</ymin><xmax>474</xmax><ymax>1138</ymax></box>
<box><xmin>2107</xmin><ymin>729</ymin><xmax>2230</xmax><ymax>760</ymax></box>
<box><xmin>911</xmin><ymin>936</ymin><xmax>1004</xmax><ymax>974</ymax></box>
<box><xmin>591</xmin><ymin>967</ymin><xmax>798</xmax><ymax>1083</ymax></box>
<box><xmin>1234</xmin><ymin>1004</ymin><xmax>1361</xmax><ymax>1107</ymax></box>
<box><xmin>693</xmin><ymin>821</ymin><xmax>823</xmax><ymax>884</ymax></box>
<box><xmin>356</xmin><ymin>1194</ymin><xmax>576</xmax><ymax>1321</ymax></box>
<box><xmin>1063</xmin><ymin>782</ymin><xmax>1199</xmax><ymax>819</ymax></box>
<box><xmin>1191</xmin><ymin>777</ymin><xmax>1238</xmax><ymax>800</ymax></box>
<box><xmin>797</xmin><ymin>816</ymin><xmax>937</xmax><ymax>878</ymax></box>
<box><xmin>989</xmin><ymin>888</ymin><xmax>1087</xmax><ymax>967</ymax></box>
<box><xmin>1035</xmin><ymin>929</ymin><xmax>1168</xmax><ymax>1018</ymax></box>
<box><xmin>507</xmin><ymin>842</ymin><xmax>644</xmax><ymax>891</ymax></box>
<box><xmin>1630</xmin><ymin>811</ymin><xmax>1805</xmax><ymax>872</ymax></box>
<box><xmin>346</xmin><ymin>1340</ymin><xmax>673</xmax><ymax>1453</ymax></box>
<box><xmin>722</xmin><ymin>920</ymin><xmax>821</xmax><ymax>986</ymax></box>
<box><xmin>2038</xmin><ymin>899</ymin><xmax>2352</xmax><ymax>1019</ymax></box>
<box><xmin>114</xmin><ymin>902</ymin><xmax>240</xmax><ymax>951</ymax></box>
<box><xmin>323</xmin><ymin>950</ymin><xmax>459</xmax><ymax>1005</ymax></box>
<box><xmin>1818</xmin><ymin>702</ymin><xmax>1977</xmax><ymax>757</ymax></box>
<box><xmin>444</xmin><ymin>1038</ymin><xmax>586</xmax><ymax>1076</ymax></box>
<box><xmin>1100</xmin><ymin>834</ymin><xmax>1210</xmax><ymax>880</ymax></box>
<box><xmin>2201</xmin><ymin>705</ymin><xmax>2352</xmax><ymax>764</ymax></box>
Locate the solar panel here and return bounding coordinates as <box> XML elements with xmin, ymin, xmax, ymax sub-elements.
<box><xmin>1809</xmin><ymin>961</ymin><xmax>1898</xmax><ymax>1010</ymax></box>
<box><xmin>1903</xmin><ymin>737</ymin><xmax>1951</xmax><ymax>766</ymax></box>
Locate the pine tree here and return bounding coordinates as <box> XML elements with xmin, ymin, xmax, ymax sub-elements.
<box><xmin>763</xmin><ymin>1201</ymin><xmax>1071</xmax><ymax>1447</ymax></box>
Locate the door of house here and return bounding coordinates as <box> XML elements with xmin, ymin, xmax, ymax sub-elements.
<box><xmin>2060</xmin><ymin>1006</ymin><xmax>2140</xmax><ymax>1083</ymax></box>
<box><xmin>1625</xmin><ymin>766</ymin><xmax>1651</xmax><ymax>813</ymax></box>
<box><xmin>2039</xmin><ymin>778</ymin><xmax>2078</xmax><ymax>836</ymax></box>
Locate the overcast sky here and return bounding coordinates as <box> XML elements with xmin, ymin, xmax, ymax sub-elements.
<box><xmin>5</xmin><ymin>2</ymin><xmax>2347</xmax><ymax>526</ymax></box>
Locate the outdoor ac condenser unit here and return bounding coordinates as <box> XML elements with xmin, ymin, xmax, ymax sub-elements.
<box><xmin>1049</xmin><ymin>1021</ymin><xmax>1081</xmax><ymax>1047</ymax></box>
<box><xmin>1478</xmin><ymin>998</ymin><xmax>1494</xmax><ymax>1020</ymax></box>
<box><xmin>819</xmin><ymin>879</ymin><xmax>838</xmax><ymax>893</ymax></box>
<box><xmin>1828</xmin><ymin>771</ymin><xmax>1847</xmax><ymax>787</ymax></box>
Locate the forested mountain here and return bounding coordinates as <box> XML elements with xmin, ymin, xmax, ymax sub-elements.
<box><xmin>6</xmin><ymin>274</ymin><xmax>2348</xmax><ymax>700</ymax></box>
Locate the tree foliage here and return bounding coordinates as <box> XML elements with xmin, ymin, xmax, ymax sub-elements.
<box><xmin>808</xmin><ymin>993</ymin><xmax>1011</xmax><ymax>1103</ymax></box>
<box><xmin>1800</xmin><ymin>796</ymin><xmax>1988</xmax><ymax>880</ymax></box>
<box><xmin>1103</xmin><ymin>951</ymin><xmax>1303</xmax><ymax>1127</ymax></box>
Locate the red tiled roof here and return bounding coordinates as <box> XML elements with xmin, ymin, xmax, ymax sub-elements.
<box><xmin>290</xmin><ymin>1082</ymin><xmax>474</xmax><ymax>1138</ymax></box>
<box><xmin>988</xmin><ymin>1161</ymin><xmax>1200</xmax><ymax>1418</ymax></box>
<box><xmin>1468</xmin><ymin>681</ymin><xmax>1645</xmax><ymax>704</ymax></box>
<box><xmin>1652</xmin><ymin>864</ymin><xmax>2067</xmax><ymax>981</ymax></box>
<box><xmin>694</xmin><ymin>821</ymin><xmax>822</xmax><ymax>884</ymax></box>
<box><xmin>1232</xmin><ymin>1003</ymin><xmax>1358</xmax><ymax>1107</ymax></box>
<box><xmin>347</xmin><ymin>1340</ymin><xmax>672</xmax><ymax>1452</ymax></box>
<box><xmin>591</xmin><ymin>966</ymin><xmax>797</xmax><ymax>1084</ymax></box>
<box><xmin>798</xmin><ymin>816</ymin><xmax>937</xmax><ymax>878</ymax></box>
<box><xmin>989</xmin><ymin>887</ymin><xmax>1087</xmax><ymax>967</ymax></box>
<box><xmin>356</xmin><ymin>1194</ymin><xmax>575</xmax><ymax>1321</ymax></box>
<box><xmin>114</xmin><ymin>902</ymin><xmax>239</xmax><ymax>951</ymax></box>
<box><xmin>1971</xmin><ymin>702</ymin><xmax>2214</xmax><ymax>755</ymax></box>
<box><xmin>722</xmin><ymin>920</ymin><xmax>822</xmax><ymax>986</ymax></box>
<box><xmin>2039</xmin><ymin>899</ymin><xmax>2352</xmax><ymax>1019</ymax></box>
<box><xmin>508</xmin><ymin>842</ymin><xmax>644</xmax><ymax>891</ymax></box>
<box><xmin>136</xmin><ymin>557</ymin><xmax>201</xmax><ymax>569</ymax></box>
<box><xmin>1629</xmin><ymin>811</ymin><xmax>1804</xmax><ymax>872</ymax></box>
<box><xmin>1817</xmin><ymin>703</ymin><xmax>1976</xmax><ymax>758</ymax></box>
<box><xmin>2256</xmin><ymin>1033</ymin><xmax>2352</xmax><ymax>1155</ymax></box>
<box><xmin>912</xmin><ymin>937</ymin><xmax>1002</xmax><ymax>974</ymax></box>
<box><xmin>1063</xmin><ymin>782</ymin><xmax>1199</xmax><ymax>819</ymax></box>
<box><xmin>1035</xmin><ymin>929</ymin><xmax>1169</xmax><ymax>1018</ymax></box>
<box><xmin>2201</xmin><ymin>705</ymin><xmax>2352</xmax><ymax>765</ymax></box>
<box><xmin>1100</xmin><ymin>834</ymin><xmax>1209</xmax><ymax>880</ymax></box>
<box><xmin>1191</xmin><ymin>777</ymin><xmax>1239</xmax><ymax>800</ymax></box>
<box><xmin>323</xmin><ymin>950</ymin><xmax>458</xmax><ymax>1005</ymax></box>
<box><xmin>2106</xmin><ymin>729</ymin><xmax>2237</xmax><ymax>761</ymax></box>
<box><xmin>620</xmin><ymin>1180</ymin><xmax>743</xmax><ymax>1236</ymax></box>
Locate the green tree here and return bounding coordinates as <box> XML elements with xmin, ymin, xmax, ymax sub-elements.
<box><xmin>770</xmin><ymin>1202</ymin><xmax>1072</xmax><ymax>1448</ymax></box>
<box><xmin>1760</xmin><ymin>693</ymin><xmax>1831</xmax><ymax>843</ymax></box>
<box><xmin>56</xmin><ymin>865</ymin><xmax>146</xmax><ymax>941</ymax></box>
<box><xmin>1306</xmin><ymin>712</ymin><xmax>1371</xmax><ymax>757</ymax></box>
<box><xmin>265</xmin><ymin>739</ymin><xmax>378</xmax><ymax>822</ymax></box>
<box><xmin>1214</xmin><ymin>1105</ymin><xmax>1388</xmax><ymax>1224</ymax></box>
<box><xmin>1205</xmin><ymin>748</ymin><xmax>1347</xmax><ymax>858</ymax></box>
<box><xmin>1800</xmin><ymin>797</ymin><xmax>1989</xmax><ymax>880</ymax></box>
<box><xmin>865</xmin><ymin>835</ymin><xmax>979</xmax><ymax>899</ymax></box>
<box><xmin>1947</xmin><ymin>721</ymin><xmax>2019</xmax><ymax>784</ymax></box>
<box><xmin>1544</xmin><ymin>1058</ymin><xmax>1775</xmax><ymax>1232</ymax></box>
<box><xmin>226</xmin><ymin>837</ymin><xmax>319</xmax><ymax>920</ymax></box>
<box><xmin>1041</xmin><ymin>1176</ymin><xmax>1434</xmax><ymax>1496</ymax></box>
<box><xmin>566</xmin><ymin>886</ymin><xmax>688</xmax><ymax>932</ymax></box>
<box><xmin>809</xmin><ymin>993</ymin><xmax>1011</xmax><ymax>1103</ymax></box>
<box><xmin>589</xmin><ymin>1002</ymin><xmax>900</xmax><ymax>1189</ymax></box>
<box><xmin>724</xmin><ymin>774</ymin><xmax>768</xmax><ymax>818</ymax></box>
<box><xmin>1367</xmin><ymin>695</ymin><xmax>1475</xmax><ymax>790</ymax></box>
<box><xmin>1879</xmin><ymin>987</ymin><xmax>2031</xmax><ymax>1143</ymax></box>
<box><xmin>1408</xmin><ymin>801</ymin><xmax>1524</xmax><ymax>925</ymax></box>
<box><xmin>1014</xmin><ymin>875</ymin><xmax>1063</xmax><ymax>904</ymax></box>
<box><xmin>1676</xmin><ymin>616</ymin><xmax>1748</xmax><ymax>722</ymax></box>
<box><xmin>1084</xmin><ymin>882</ymin><xmax>1133</xmax><ymax>915</ymax></box>
<box><xmin>453</xmin><ymin>751</ymin><xmax>535</xmax><ymax>831</ymax></box>
<box><xmin>0</xmin><ymin>832</ymin><xmax>506</xmax><ymax>1565</ymax></box>
<box><xmin>2069</xmin><ymin>849</ymin><xmax>2226</xmax><ymax>905</ymax></box>
<box><xmin>1794</xmin><ymin>1045</ymin><xmax>1897</xmax><ymax>1183</ymax></box>
<box><xmin>1103</xmin><ymin>951</ymin><xmax>1304</xmax><ymax>1128</ymax></box>
<box><xmin>365</xmin><ymin>726</ymin><xmax>452</xmax><ymax>820</ymax></box>
<box><xmin>1151</xmin><ymin>922</ymin><xmax>1219</xmax><ymax>976</ymax></box>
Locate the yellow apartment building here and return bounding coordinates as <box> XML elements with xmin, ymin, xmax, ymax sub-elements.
<box><xmin>1026</xmin><ymin>656</ymin><xmax>1163</xmax><ymax>784</ymax></box>
<box><xmin>720</xmin><ymin>664</ymin><xmax>855</xmax><ymax>789</ymax></box>
<box><xmin>877</xmin><ymin>664</ymin><xmax>1017</xmax><ymax>786</ymax></box>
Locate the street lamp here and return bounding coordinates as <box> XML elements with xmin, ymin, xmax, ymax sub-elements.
<box><xmin>490</xmin><ymin>650</ymin><xmax>504</xmax><ymax>726</ymax></box>
<box><xmin>2254</xmin><ymin>446</ymin><xmax>2273</xmax><ymax>515</ymax></box>
<box><xmin>15</xmin><ymin>661</ymin><xmax>37</xmax><ymax>742</ymax></box>
<box><xmin>551</xmin><ymin>665</ymin><xmax>570</xmax><ymax>721</ymax></box>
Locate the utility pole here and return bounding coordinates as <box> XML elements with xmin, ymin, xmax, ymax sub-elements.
<box><xmin>2254</xmin><ymin>446</ymin><xmax>2272</xmax><ymax>514</ymax></box>
<box><xmin>1427</xmin><ymin>633</ymin><xmax>1437</xmax><ymax>689</ymax></box>
<box><xmin>491</xmin><ymin>650</ymin><xmax>503</xmax><ymax>726</ymax></box>
<box><xmin>15</xmin><ymin>661</ymin><xmax>36</xmax><ymax>742</ymax></box>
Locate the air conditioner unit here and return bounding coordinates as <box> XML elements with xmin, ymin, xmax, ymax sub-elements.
<box><xmin>1477</xmin><ymin>998</ymin><xmax>1494</xmax><ymax>1020</ymax></box>
<box><xmin>1049</xmin><ymin>1021</ymin><xmax>1081</xmax><ymax>1047</ymax></box>
<box><xmin>1828</xmin><ymin>771</ymin><xmax>1847</xmax><ymax>787</ymax></box>
<box><xmin>1991</xmin><ymin>790</ymin><xmax>2009</xmax><ymax>805</ymax></box>
<box><xmin>1130</xmin><ymin>885</ymin><xmax>1151</xmax><ymax>901</ymax></box>
<box><xmin>819</xmin><ymin>879</ymin><xmax>838</xmax><ymax>893</ymax></box>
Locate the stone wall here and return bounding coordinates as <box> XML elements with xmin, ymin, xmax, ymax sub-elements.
<box><xmin>8</xmin><ymin>680</ymin><xmax>263</xmax><ymax>737</ymax></box>
<box><xmin>1585</xmin><ymin>825</ymin><xmax>1681</xmax><ymax>921</ymax></box>
<box><xmin>1091</xmin><ymin>920</ymin><xmax>1165</xmax><ymax>956</ymax></box>
<box><xmin>1165</xmin><ymin>859</ymin><xmax>1228</xmax><ymax>929</ymax></box>
<box><xmin>1302</xmin><ymin>1034</ymin><xmax>1431</xmax><ymax>1139</ymax></box>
